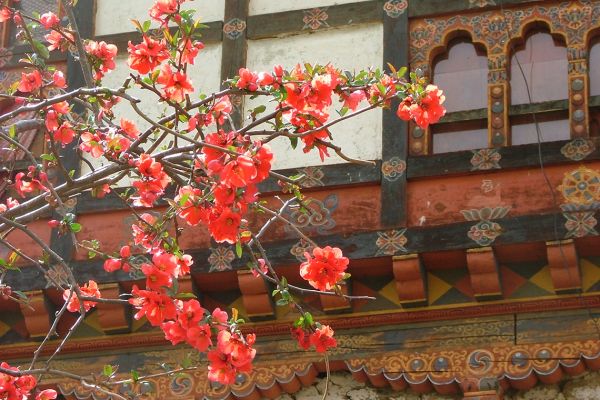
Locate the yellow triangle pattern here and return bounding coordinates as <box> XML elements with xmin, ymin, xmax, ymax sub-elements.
<box><xmin>378</xmin><ymin>281</ymin><xmax>402</xmax><ymax>306</ymax></box>
<box><xmin>428</xmin><ymin>273</ymin><xmax>452</xmax><ymax>304</ymax></box>
<box><xmin>529</xmin><ymin>265</ymin><xmax>554</xmax><ymax>293</ymax></box>
<box><xmin>0</xmin><ymin>319</ymin><xmax>10</xmax><ymax>338</ymax></box>
<box><xmin>581</xmin><ymin>258</ymin><xmax>600</xmax><ymax>292</ymax></box>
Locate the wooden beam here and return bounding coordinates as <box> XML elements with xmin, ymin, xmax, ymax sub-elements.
<box><xmin>407</xmin><ymin>137</ymin><xmax>600</xmax><ymax>179</ymax></box>
<box><xmin>246</xmin><ymin>2</ymin><xmax>383</xmax><ymax>40</ymax></box>
<box><xmin>220</xmin><ymin>0</ymin><xmax>249</xmax><ymax>128</ymax></box>
<box><xmin>94</xmin><ymin>22</ymin><xmax>223</xmax><ymax>50</ymax></box>
<box><xmin>546</xmin><ymin>240</ymin><xmax>582</xmax><ymax>294</ymax></box>
<box><xmin>319</xmin><ymin>284</ymin><xmax>351</xmax><ymax>313</ymax></box>
<box><xmin>6</xmin><ymin>212</ymin><xmax>600</xmax><ymax>290</ymax></box>
<box><xmin>466</xmin><ymin>247</ymin><xmax>502</xmax><ymax>301</ymax></box>
<box><xmin>408</xmin><ymin>0</ymin><xmax>540</xmax><ymax>17</ymax></box>
<box><xmin>75</xmin><ymin>162</ymin><xmax>381</xmax><ymax>214</ymax></box>
<box><xmin>49</xmin><ymin>0</ymin><xmax>95</xmax><ymax>262</ymax></box>
<box><xmin>392</xmin><ymin>254</ymin><xmax>427</xmax><ymax>307</ymax></box>
<box><xmin>237</xmin><ymin>270</ymin><xmax>274</xmax><ymax>321</ymax></box>
<box><xmin>381</xmin><ymin>0</ymin><xmax>408</xmax><ymax>227</ymax></box>
<box><xmin>19</xmin><ymin>290</ymin><xmax>52</xmax><ymax>339</ymax></box>
<box><xmin>96</xmin><ymin>284</ymin><xmax>130</xmax><ymax>334</ymax></box>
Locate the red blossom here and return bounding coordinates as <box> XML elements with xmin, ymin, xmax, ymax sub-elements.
<box><xmin>209</xmin><ymin>207</ymin><xmax>242</xmax><ymax>244</ymax></box>
<box><xmin>149</xmin><ymin>0</ymin><xmax>180</xmax><ymax>24</ymax></box>
<box><xmin>291</xmin><ymin>327</ymin><xmax>311</xmax><ymax>350</ymax></box>
<box><xmin>236</xmin><ymin>68</ymin><xmax>258</xmax><ymax>91</ymax></box>
<box><xmin>299</xmin><ymin>246</ymin><xmax>348</xmax><ymax>292</ymax></box>
<box><xmin>127</xmin><ymin>36</ymin><xmax>169</xmax><ymax>74</ymax></box>
<box><xmin>251</xmin><ymin>258</ymin><xmax>268</xmax><ymax>278</ymax></box>
<box><xmin>52</xmin><ymin>70</ymin><xmax>66</xmax><ymax>88</ymax></box>
<box><xmin>53</xmin><ymin>121</ymin><xmax>75</xmax><ymax>145</ymax></box>
<box><xmin>0</xmin><ymin>7</ymin><xmax>12</xmax><ymax>23</ymax></box>
<box><xmin>175</xmin><ymin>186</ymin><xmax>209</xmax><ymax>226</ymax></box>
<box><xmin>63</xmin><ymin>280</ymin><xmax>101</xmax><ymax>313</ymax></box>
<box><xmin>157</xmin><ymin>64</ymin><xmax>194</xmax><ymax>102</ymax></box>
<box><xmin>342</xmin><ymin>90</ymin><xmax>366</xmax><ymax>111</ymax></box>
<box><xmin>36</xmin><ymin>389</ymin><xmax>58</xmax><ymax>400</ymax></box>
<box><xmin>18</xmin><ymin>70</ymin><xmax>42</xmax><ymax>93</ymax></box>
<box><xmin>85</xmin><ymin>40</ymin><xmax>118</xmax><ymax>80</ymax></box>
<box><xmin>180</xmin><ymin>39</ymin><xmax>204</xmax><ymax>65</ymax></box>
<box><xmin>120</xmin><ymin>118</ymin><xmax>140</xmax><ymax>138</ymax></box>
<box><xmin>45</xmin><ymin>30</ymin><xmax>73</xmax><ymax>51</ymax></box>
<box><xmin>186</xmin><ymin>324</ymin><xmax>212</xmax><ymax>351</ymax></box>
<box><xmin>129</xmin><ymin>285</ymin><xmax>177</xmax><ymax>326</ymax></box>
<box><xmin>80</xmin><ymin>132</ymin><xmax>104</xmax><ymax>158</ymax></box>
<box><xmin>0</xmin><ymin>362</ymin><xmax>37</xmax><ymax>400</ymax></box>
<box><xmin>103</xmin><ymin>258</ymin><xmax>123</xmax><ymax>272</ymax></box>
<box><xmin>396</xmin><ymin>85</ymin><xmax>446</xmax><ymax>129</ymax></box>
<box><xmin>161</xmin><ymin>320</ymin><xmax>186</xmax><ymax>345</ymax></box>
<box><xmin>310</xmin><ymin>324</ymin><xmax>337</xmax><ymax>352</ymax></box>
<box><xmin>221</xmin><ymin>155</ymin><xmax>257</xmax><ymax>188</ymax></box>
<box><xmin>39</xmin><ymin>11</ymin><xmax>59</xmax><ymax>28</ymax></box>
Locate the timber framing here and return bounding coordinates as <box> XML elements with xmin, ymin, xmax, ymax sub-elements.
<box><xmin>6</xmin><ymin>213</ymin><xmax>600</xmax><ymax>290</ymax></box>
<box><xmin>380</xmin><ymin>0</ymin><xmax>408</xmax><ymax>226</ymax></box>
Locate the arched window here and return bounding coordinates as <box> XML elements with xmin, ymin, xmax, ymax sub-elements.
<box><xmin>510</xmin><ymin>30</ymin><xmax>569</xmax><ymax>145</ymax></box>
<box><xmin>590</xmin><ymin>37</ymin><xmax>600</xmax><ymax>137</ymax></box>
<box><xmin>591</xmin><ymin>38</ymin><xmax>600</xmax><ymax>97</ymax></box>
<box><xmin>431</xmin><ymin>38</ymin><xmax>488</xmax><ymax>154</ymax></box>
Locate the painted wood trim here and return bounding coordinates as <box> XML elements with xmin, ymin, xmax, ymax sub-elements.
<box><xmin>246</xmin><ymin>1</ymin><xmax>383</xmax><ymax>40</ymax></box>
<box><xmin>49</xmin><ymin>0</ymin><xmax>95</xmax><ymax>261</ymax></box>
<box><xmin>407</xmin><ymin>137</ymin><xmax>600</xmax><ymax>179</ymax></box>
<box><xmin>8</xmin><ymin>211</ymin><xmax>598</xmax><ymax>289</ymax></box>
<box><xmin>76</xmin><ymin>162</ymin><xmax>381</xmax><ymax>213</ymax></box>
<box><xmin>435</xmin><ymin>96</ymin><xmax>592</xmax><ymax>126</ymax></box>
<box><xmin>220</xmin><ymin>0</ymin><xmax>248</xmax><ymax>128</ymax></box>
<box><xmin>94</xmin><ymin>21</ymin><xmax>223</xmax><ymax>50</ymax></box>
<box><xmin>407</xmin><ymin>0</ymin><xmax>542</xmax><ymax>18</ymax></box>
<box><xmin>380</xmin><ymin>0</ymin><xmax>408</xmax><ymax>227</ymax></box>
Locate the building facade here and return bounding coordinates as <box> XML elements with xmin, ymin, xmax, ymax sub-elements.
<box><xmin>1</xmin><ymin>0</ymin><xmax>600</xmax><ymax>399</ymax></box>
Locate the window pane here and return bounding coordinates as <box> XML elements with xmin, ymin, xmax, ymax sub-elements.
<box><xmin>511</xmin><ymin>114</ymin><xmax>570</xmax><ymax>145</ymax></box>
<box><xmin>433</xmin><ymin>40</ymin><xmax>488</xmax><ymax>113</ymax></box>
<box><xmin>591</xmin><ymin>40</ymin><xmax>600</xmax><ymax>97</ymax></box>
<box><xmin>433</xmin><ymin>128</ymin><xmax>489</xmax><ymax>153</ymax></box>
<box><xmin>10</xmin><ymin>0</ymin><xmax>60</xmax><ymax>44</ymax></box>
<box><xmin>510</xmin><ymin>32</ymin><xmax>568</xmax><ymax>104</ymax></box>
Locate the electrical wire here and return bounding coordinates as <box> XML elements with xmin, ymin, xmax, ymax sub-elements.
<box><xmin>497</xmin><ymin>0</ymin><xmax>600</xmax><ymax>342</ymax></box>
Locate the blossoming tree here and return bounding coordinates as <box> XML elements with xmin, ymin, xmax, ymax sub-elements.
<box><xmin>0</xmin><ymin>0</ymin><xmax>445</xmax><ymax>398</ymax></box>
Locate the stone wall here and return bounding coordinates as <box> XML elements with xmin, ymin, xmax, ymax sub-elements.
<box><xmin>282</xmin><ymin>371</ymin><xmax>600</xmax><ymax>400</ymax></box>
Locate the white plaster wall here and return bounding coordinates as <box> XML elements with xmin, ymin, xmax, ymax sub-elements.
<box><xmin>246</xmin><ymin>23</ymin><xmax>383</xmax><ymax>170</ymax></box>
<box><xmin>99</xmin><ymin>43</ymin><xmax>222</xmax><ymax>129</ymax></box>
<box><xmin>249</xmin><ymin>0</ymin><xmax>372</xmax><ymax>16</ymax></box>
<box><xmin>95</xmin><ymin>0</ymin><xmax>225</xmax><ymax>36</ymax></box>
<box><xmin>79</xmin><ymin>43</ymin><xmax>222</xmax><ymax>181</ymax></box>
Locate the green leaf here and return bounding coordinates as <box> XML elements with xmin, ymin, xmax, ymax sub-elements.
<box><xmin>304</xmin><ymin>312</ymin><xmax>314</xmax><ymax>326</ymax></box>
<box><xmin>40</xmin><ymin>153</ymin><xmax>57</xmax><ymax>162</ymax></box>
<box><xmin>181</xmin><ymin>355</ymin><xmax>192</xmax><ymax>369</ymax></box>
<box><xmin>8</xmin><ymin>125</ymin><xmax>16</xmax><ymax>139</ymax></box>
<box><xmin>276</xmin><ymin>298</ymin><xmax>289</xmax><ymax>306</ymax></box>
<box><xmin>69</xmin><ymin>223</ymin><xmax>82</xmax><ymax>233</ymax></box>
<box><xmin>178</xmin><ymin>193</ymin><xmax>190</xmax><ymax>206</ymax></box>
<box><xmin>289</xmin><ymin>136</ymin><xmax>298</xmax><ymax>150</ymax></box>
<box><xmin>142</xmin><ymin>20</ymin><xmax>152</xmax><ymax>32</ymax></box>
<box><xmin>103</xmin><ymin>365</ymin><xmax>113</xmax><ymax>377</ymax></box>
<box><xmin>235</xmin><ymin>241</ymin><xmax>242</xmax><ymax>258</ymax></box>
<box><xmin>131</xmin><ymin>370</ymin><xmax>140</xmax><ymax>382</ymax></box>
<box><xmin>176</xmin><ymin>292</ymin><xmax>197</xmax><ymax>299</ymax></box>
<box><xmin>32</xmin><ymin>40</ymin><xmax>50</xmax><ymax>60</ymax></box>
